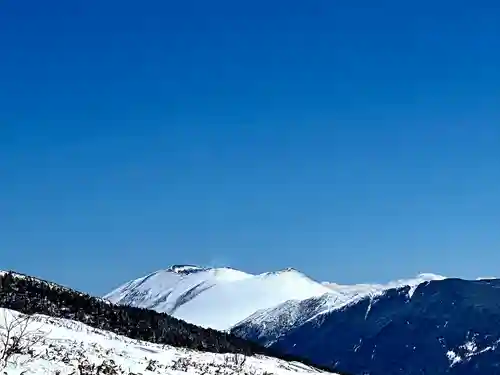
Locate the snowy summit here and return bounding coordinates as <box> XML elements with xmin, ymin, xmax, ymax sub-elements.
<box><xmin>105</xmin><ymin>266</ymin><xmax>331</xmax><ymax>331</ymax></box>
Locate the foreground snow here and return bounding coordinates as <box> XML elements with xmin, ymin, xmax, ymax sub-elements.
<box><xmin>0</xmin><ymin>308</ymin><xmax>335</xmax><ymax>375</ymax></box>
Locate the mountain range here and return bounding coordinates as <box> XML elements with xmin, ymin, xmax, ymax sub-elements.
<box><xmin>105</xmin><ymin>265</ymin><xmax>444</xmax><ymax>332</ymax></box>
<box><xmin>2</xmin><ymin>266</ymin><xmax>499</xmax><ymax>375</ymax></box>
<box><xmin>105</xmin><ymin>265</ymin><xmax>500</xmax><ymax>375</ymax></box>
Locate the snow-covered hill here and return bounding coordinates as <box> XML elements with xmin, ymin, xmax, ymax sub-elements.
<box><xmin>0</xmin><ymin>308</ymin><xmax>338</xmax><ymax>375</ymax></box>
<box><xmin>104</xmin><ymin>265</ymin><xmax>333</xmax><ymax>331</ymax></box>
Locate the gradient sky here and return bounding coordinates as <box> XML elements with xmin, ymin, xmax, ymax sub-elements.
<box><xmin>1</xmin><ymin>1</ymin><xmax>499</xmax><ymax>295</ymax></box>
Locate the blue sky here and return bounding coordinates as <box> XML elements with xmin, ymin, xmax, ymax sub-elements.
<box><xmin>1</xmin><ymin>1</ymin><xmax>499</xmax><ymax>295</ymax></box>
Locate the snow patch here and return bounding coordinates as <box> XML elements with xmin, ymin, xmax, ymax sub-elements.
<box><xmin>446</xmin><ymin>351</ymin><xmax>462</xmax><ymax>366</ymax></box>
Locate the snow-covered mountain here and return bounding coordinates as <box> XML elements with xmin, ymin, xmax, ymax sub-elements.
<box><xmin>104</xmin><ymin>265</ymin><xmax>333</xmax><ymax>331</ymax></box>
<box><xmin>105</xmin><ymin>265</ymin><xmax>446</xmax><ymax>334</ymax></box>
<box><xmin>235</xmin><ymin>277</ymin><xmax>500</xmax><ymax>375</ymax></box>
<box><xmin>232</xmin><ymin>273</ymin><xmax>446</xmax><ymax>346</ymax></box>
<box><xmin>0</xmin><ymin>307</ymin><xmax>338</xmax><ymax>375</ymax></box>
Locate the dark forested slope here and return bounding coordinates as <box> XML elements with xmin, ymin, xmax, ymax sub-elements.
<box><xmin>0</xmin><ymin>270</ymin><xmax>329</xmax><ymax>371</ymax></box>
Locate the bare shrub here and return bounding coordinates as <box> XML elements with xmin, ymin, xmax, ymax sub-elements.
<box><xmin>0</xmin><ymin>309</ymin><xmax>47</xmax><ymax>369</ymax></box>
<box><xmin>222</xmin><ymin>353</ymin><xmax>247</xmax><ymax>369</ymax></box>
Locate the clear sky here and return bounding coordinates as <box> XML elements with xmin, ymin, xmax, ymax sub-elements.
<box><xmin>1</xmin><ymin>1</ymin><xmax>499</xmax><ymax>296</ymax></box>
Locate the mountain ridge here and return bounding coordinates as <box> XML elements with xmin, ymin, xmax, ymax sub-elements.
<box><xmin>236</xmin><ymin>277</ymin><xmax>500</xmax><ymax>375</ymax></box>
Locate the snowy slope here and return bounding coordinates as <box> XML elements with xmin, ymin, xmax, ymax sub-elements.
<box><xmin>232</xmin><ymin>273</ymin><xmax>446</xmax><ymax>346</ymax></box>
<box><xmin>105</xmin><ymin>265</ymin><xmax>332</xmax><ymax>331</ymax></box>
<box><xmin>0</xmin><ymin>308</ymin><xmax>338</xmax><ymax>375</ymax></box>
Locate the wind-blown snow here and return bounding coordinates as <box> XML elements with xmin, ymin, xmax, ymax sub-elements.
<box><xmin>322</xmin><ymin>273</ymin><xmax>446</xmax><ymax>300</ymax></box>
<box><xmin>105</xmin><ymin>266</ymin><xmax>332</xmax><ymax>331</ymax></box>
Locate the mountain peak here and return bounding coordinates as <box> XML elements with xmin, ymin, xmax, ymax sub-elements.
<box><xmin>261</xmin><ymin>267</ymin><xmax>302</xmax><ymax>277</ymax></box>
<box><xmin>166</xmin><ymin>264</ymin><xmax>245</xmax><ymax>275</ymax></box>
<box><xmin>106</xmin><ymin>264</ymin><xmax>330</xmax><ymax>330</ymax></box>
<box><xmin>167</xmin><ymin>264</ymin><xmax>207</xmax><ymax>274</ymax></box>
